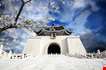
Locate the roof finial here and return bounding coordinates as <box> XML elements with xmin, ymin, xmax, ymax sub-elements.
<box><xmin>50</xmin><ymin>23</ymin><xmax>56</xmax><ymax>39</ymax></box>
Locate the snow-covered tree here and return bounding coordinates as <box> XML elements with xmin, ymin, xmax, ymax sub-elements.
<box><xmin>0</xmin><ymin>0</ymin><xmax>31</xmax><ymax>32</ymax></box>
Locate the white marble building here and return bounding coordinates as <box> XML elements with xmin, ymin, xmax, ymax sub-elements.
<box><xmin>23</xmin><ymin>26</ymin><xmax>86</xmax><ymax>56</ymax></box>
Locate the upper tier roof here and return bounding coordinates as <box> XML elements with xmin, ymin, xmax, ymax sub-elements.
<box><xmin>36</xmin><ymin>26</ymin><xmax>72</xmax><ymax>36</ymax></box>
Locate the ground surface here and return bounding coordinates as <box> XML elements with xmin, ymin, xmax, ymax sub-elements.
<box><xmin>0</xmin><ymin>55</ymin><xmax>106</xmax><ymax>70</ymax></box>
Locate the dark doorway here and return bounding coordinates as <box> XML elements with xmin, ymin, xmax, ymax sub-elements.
<box><xmin>48</xmin><ymin>43</ymin><xmax>61</xmax><ymax>54</ymax></box>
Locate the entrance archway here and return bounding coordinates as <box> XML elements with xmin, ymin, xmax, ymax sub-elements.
<box><xmin>47</xmin><ymin>43</ymin><xmax>61</xmax><ymax>54</ymax></box>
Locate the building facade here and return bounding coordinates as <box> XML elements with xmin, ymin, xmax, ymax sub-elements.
<box><xmin>23</xmin><ymin>26</ymin><xmax>87</xmax><ymax>56</ymax></box>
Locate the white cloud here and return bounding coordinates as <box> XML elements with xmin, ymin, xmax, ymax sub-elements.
<box><xmin>22</xmin><ymin>0</ymin><xmax>50</xmax><ymax>22</ymax></box>
<box><xmin>73</xmin><ymin>0</ymin><xmax>87</xmax><ymax>8</ymax></box>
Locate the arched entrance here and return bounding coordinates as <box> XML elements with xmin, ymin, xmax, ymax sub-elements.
<box><xmin>47</xmin><ymin>43</ymin><xmax>61</xmax><ymax>54</ymax></box>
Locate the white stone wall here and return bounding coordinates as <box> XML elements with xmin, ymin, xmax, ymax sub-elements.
<box><xmin>23</xmin><ymin>37</ymin><xmax>41</xmax><ymax>56</ymax></box>
<box><xmin>67</xmin><ymin>36</ymin><xmax>86</xmax><ymax>56</ymax></box>
<box><xmin>39</xmin><ymin>36</ymin><xmax>69</xmax><ymax>55</ymax></box>
<box><xmin>23</xmin><ymin>36</ymin><xmax>86</xmax><ymax>56</ymax></box>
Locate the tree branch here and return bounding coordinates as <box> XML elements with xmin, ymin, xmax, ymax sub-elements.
<box><xmin>25</xmin><ymin>0</ymin><xmax>31</xmax><ymax>4</ymax></box>
<box><xmin>0</xmin><ymin>0</ymin><xmax>32</xmax><ymax>32</ymax></box>
<box><xmin>0</xmin><ymin>24</ymin><xmax>17</xmax><ymax>32</ymax></box>
<box><xmin>14</xmin><ymin>0</ymin><xmax>31</xmax><ymax>25</ymax></box>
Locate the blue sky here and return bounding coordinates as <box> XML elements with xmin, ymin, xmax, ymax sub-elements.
<box><xmin>19</xmin><ymin>0</ymin><xmax>105</xmax><ymax>35</ymax></box>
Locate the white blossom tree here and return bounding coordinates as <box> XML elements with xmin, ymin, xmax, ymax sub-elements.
<box><xmin>0</xmin><ymin>0</ymin><xmax>31</xmax><ymax>32</ymax></box>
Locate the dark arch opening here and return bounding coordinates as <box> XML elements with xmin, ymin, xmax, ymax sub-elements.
<box><xmin>48</xmin><ymin>43</ymin><xmax>61</xmax><ymax>54</ymax></box>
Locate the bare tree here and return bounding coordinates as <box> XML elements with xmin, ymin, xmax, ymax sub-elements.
<box><xmin>15</xmin><ymin>0</ymin><xmax>31</xmax><ymax>24</ymax></box>
<box><xmin>0</xmin><ymin>0</ymin><xmax>31</xmax><ymax>32</ymax></box>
